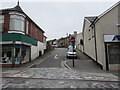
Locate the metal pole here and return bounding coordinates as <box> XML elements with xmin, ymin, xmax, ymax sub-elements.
<box><xmin>19</xmin><ymin>43</ymin><xmax>22</xmax><ymax>65</ymax></box>
<box><xmin>12</xmin><ymin>41</ymin><xmax>15</xmax><ymax>68</ymax></box>
<box><xmin>73</xmin><ymin>43</ymin><xmax>74</xmax><ymax>67</ymax></box>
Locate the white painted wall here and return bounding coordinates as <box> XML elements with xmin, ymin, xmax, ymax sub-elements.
<box><xmin>83</xmin><ymin>19</ymin><xmax>96</xmax><ymax>60</ymax></box>
<box><xmin>75</xmin><ymin>33</ymin><xmax>83</xmax><ymax>52</ymax></box>
<box><xmin>95</xmin><ymin>5</ymin><xmax>118</xmax><ymax>70</ymax></box>
<box><xmin>43</xmin><ymin>37</ymin><xmax>47</xmax><ymax>50</ymax></box>
<box><xmin>31</xmin><ymin>41</ymin><xmax>44</xmax><ymax>60</ymax></box>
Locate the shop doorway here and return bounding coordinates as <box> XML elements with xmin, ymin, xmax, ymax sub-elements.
<box><xmin>106</xmin><ymin>43</ymin><xmax>120</xmax><ymax>70</ymax></box>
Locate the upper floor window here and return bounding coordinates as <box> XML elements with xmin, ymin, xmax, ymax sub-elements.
<box><xmin>26</xmin><ymin>20</ymin><xmax>29</xmax><ymax>34</ymax></box>
<box><xmin>0</xmin><ymin>15</ymin><xmax>4</xmax><ymax>32</ymax></box>
<box><xmin>28</xmin><ymin>23</ymin><xmax>32</xmax><ymax>34</ymax></box>
<box><xmin>36</xmin><ymin>28</ymin><xmax>38</xmax><ymax>39</ymax></box>
<box><xmin>10</xmin><ymin>14</ymin><xmax>25</xmax><ymax>32</ymax></box>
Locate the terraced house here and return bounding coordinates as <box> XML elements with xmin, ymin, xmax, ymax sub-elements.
<box><xmin>0</xmin><ymin>2</ymin><xmax>46</xmax><ymax>67</ymax></box>
<box><xmin>82</xmin><ymin>1</ymin><xmax>120</xmax><ymax>71</ymax></box>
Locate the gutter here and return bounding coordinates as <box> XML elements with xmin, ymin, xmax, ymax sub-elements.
<box><xmin>89</xmin><ymin>17</ymin><xmax>98</xmax><ymax>63</ymax></box>
<box><xmin>93</xmin><ymin>23</ymin><xmax>98</xmax><ymax>63</ymax></box>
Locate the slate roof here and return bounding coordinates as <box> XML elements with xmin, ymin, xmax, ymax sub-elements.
<box><xmin>0</xmin><ymin>3</ymin><xmax>45</xmax><ymax>33</ymax></box>
<box><xmin>85</xmin><ymin>17</ymin><xmax>97</xmax><ymax>23</ymax></box>
<box><xmin>0</xmin><ymin>3</ymin><xmax>24</xmax><ymax>13</ymax></box>
<box><xmin>90</xmin><ymin>1</ymin><xmax>120</xmax><ymax>26</ymax></box>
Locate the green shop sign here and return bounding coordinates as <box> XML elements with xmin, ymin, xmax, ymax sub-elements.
<box><xmin>0</xmin><ymin>33</ymin><xmax>37</xmax><ymax>46</ymax></box>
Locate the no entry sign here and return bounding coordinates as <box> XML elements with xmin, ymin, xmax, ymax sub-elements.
<box><xmin>70</xmin><ymin>37</ymin><xmax>75</xmax><ymax>43</ymax></box>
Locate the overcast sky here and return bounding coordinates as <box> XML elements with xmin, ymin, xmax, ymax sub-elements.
<box><xmin>0</xmin><ymin>0</ymin><xmax>119</xmax><ymax>40</ymax></box>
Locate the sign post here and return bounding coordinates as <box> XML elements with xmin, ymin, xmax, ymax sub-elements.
<box><xmin>70</xmin><ymin>37</ymin><xmax>75</xmax><ymax>67</ymax></box>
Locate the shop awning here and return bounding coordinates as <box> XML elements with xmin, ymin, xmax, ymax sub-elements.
<box><xmin>0</xmin><ymin>33</ymin><xmax>37</xmax><ymax>46</ymax></box>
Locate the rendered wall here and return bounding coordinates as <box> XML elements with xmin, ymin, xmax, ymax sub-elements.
<box><xmin>31</xmin><ymin>41</ymin><xmax>44</xmax><ymax>60</ymax></box>
<box><xmin>83</xmin><ymin>19</ymin><xmax>96</xmax><ymax>60</ymax></box>
<box><xmin>75</xmin><ymin>33</ymin><xmax>83</xmax><ymax>52</ymax></box>
<box><xmin>95</xmin><ymin>5</ymin><xmax>118</xmax><ymax>70</ymax></box>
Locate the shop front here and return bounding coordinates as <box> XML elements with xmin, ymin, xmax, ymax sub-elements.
<box><xmin>1</xmin><ymin>44</ymin><xmax>30</xmax><ymax>67</ymax></box>
<box><xmin>104</xmin><ymin>35</ymin><xmax>120</xmax><ymax>70</ymax></box>
<box><xmin>0</xmin><ymin>33</ymin><xmax>37</xmax><ymax>67</ymax></box>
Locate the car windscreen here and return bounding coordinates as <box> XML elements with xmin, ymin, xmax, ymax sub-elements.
<box><xmin>68</xmin><ymin>49</ymin><xmax>76</xmax><ymax>52</ymax></box>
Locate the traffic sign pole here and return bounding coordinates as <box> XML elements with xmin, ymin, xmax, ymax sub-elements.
<box><xmin>73</xmin><ymin>43</ymin><xmax>75</xmax><ymax>67</ymax></box>
<box><xmin>70</xmin><ymin>37</ymin><xmax>75</xmax><ymax>67</ymax></box>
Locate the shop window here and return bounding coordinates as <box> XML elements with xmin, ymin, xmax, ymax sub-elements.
<box><xmin>0</xmin><ymin>15</ymin><xmax>4</xmax><ymax>32</ymax></box>
<box><xmin>10</xmin><ymin>14</ymin><xmax>25</xmax><ymax>32</ymax></box>
<box><xmin>1</xmin><ymin>46</ymin><xmax>12</xmax><ymax>64</ymax></box>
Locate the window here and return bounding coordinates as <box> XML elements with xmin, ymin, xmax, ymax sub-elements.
<box><xmin>88</xmin><ymin>27</ymin><xmax>94</xmax><ymax>40</ymax></box>
<box><xmin>26</xmin><ymin>20</ymin><xmax>29</xmax><ymax>34</ymax></box>
<box><xmin>0</xmin><ymin>15</ymin><xmax>4</xmax><ymax>32</ymax></box>
<box><xmin>36</xmin><ymin>28</ymin><xmax>38</xmax><ymax>39</ymax></box>
<box><xmin>10</xmin><ymin>14</ymin><xmax>25</xmax><ymax>32</ymax></box>
<box><xmin>28</xmin><ymin>23</ymin><xmax>32</xmax><ymax>34</ymax></box>
<box><xmin>88</xmin><ymin>28</ymin><xmax>91</xmax><ymax>40</ymax></box>
<box><xmin>92</xmin><ymin>27</ymin><xmax>94</xmax><ymax>38</ymax></box>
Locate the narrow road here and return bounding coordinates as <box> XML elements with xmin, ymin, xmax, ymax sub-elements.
<box><xmin>2</xmin><ymin>48</ymin><xmax>119</xmax><ymax>89</ymax></box>
<box><xmin>33</xmin><ymin>48</ymin><xmax>77</xmax><ymax>68</ymax></box>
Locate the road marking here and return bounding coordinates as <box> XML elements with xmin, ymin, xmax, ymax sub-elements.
<box><xmin>61</xmin><ymin>61</ymin><xmax>67</xmax><ymax>69</ymax></box>
<box><xmin>35</xmin><ymin>54</ymin><xmax>50</xmax><ymax>65</ymax></box>
<box><xmin>54</xmin><ymin>55</ymin><xmax>58</xmax><ymax>59</ymax></box>
<box><xmin>64</xmin><ymin>60</ymin><xmax>72</xmax><ymax>70</ymax></box>
<box><xmin>13</xmin><ymin>51</ymin><xmax>53</xmax><ymax>75</ymax></box>
<box><xmin>63</xmin><ymin>60</ymin><xmax>118</xmax><ymax>80</ymax></box>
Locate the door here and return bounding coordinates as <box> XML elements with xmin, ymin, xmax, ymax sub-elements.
<box><xmin>106</xmin><ymin>43</ymin><xmax>120</xmax><ymax>70</ymax></box>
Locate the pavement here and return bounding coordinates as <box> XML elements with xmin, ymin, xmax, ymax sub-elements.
<box><xmin>64</xmin><ymin>49</ymin><xmax>120</xmax><ymax>77</ymax></box>
<box><xmin>1</xmin><ymin>48</ymin><xmax>120</xmax><ymax>78</ymax></box>
<box><xmin>2</xmin><ymin>49</ymin><xmax>54</xmax><ymax>77</ymax></box>
<box><xmin>2</xmin><ymin>67</ymin><xmax>119</xmax><ymax>88</ymax></box>
<box><xmin>2</xmin><ymin>68</ymin><xmax>119</xmax><ymax>88</ymax></box>
<box><xmin>1</xmin><ymin>48</ymin><xmax>120</xmax><ymax>88</ymax></box>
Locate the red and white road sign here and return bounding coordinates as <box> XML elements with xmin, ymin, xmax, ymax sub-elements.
<box><xmin>70</xmin><ymin>37</ymin><xmax>75</xmax><ymax>43</ymax></box>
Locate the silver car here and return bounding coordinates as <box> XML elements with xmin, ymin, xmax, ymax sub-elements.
<box><xmin>66</xmin><ymin>49</ymin><xmax>77</xmax><ymax>58</ymax></box>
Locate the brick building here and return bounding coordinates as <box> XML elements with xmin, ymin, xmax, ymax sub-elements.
<box><xmin>0</xmin><ymin>2</ymin><xmax>46</xmax><ymax>67</ymax></box>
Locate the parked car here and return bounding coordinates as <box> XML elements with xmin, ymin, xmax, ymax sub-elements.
<box><xmin>66</xmin><ymin>46</ymin><xmax>77</xmax><ymax>58</ymax></box>
<box><xmin>52</xmin><ymin>44</ymin><xmax>58</xmax><ymax>48</ymax></box>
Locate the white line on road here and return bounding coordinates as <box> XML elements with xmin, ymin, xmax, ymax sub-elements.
<box><xmin>54</xmin><ymin>55</ymin><xmax>58</xmax><ymax>59</ymax></box>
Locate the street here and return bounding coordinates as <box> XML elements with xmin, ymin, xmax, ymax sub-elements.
<box><xmin>1</xmin><ymin>1</ymin><xmax>120</xmax><ymax>89</ymax></box>
<box><xmin>32</xmin><ymin>48</ymin><xmax>70</xmax><ymax>68</ymax></box>
<box><xmin>1</xmin><ymin>48</ymin><xmax>119</xmax><ymax>89</ymax></box>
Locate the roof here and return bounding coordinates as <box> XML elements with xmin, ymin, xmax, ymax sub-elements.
<box><xmin>0</xmin><ymin>2</ymin><xmax>24</xmax><ymax>13</ymax></box>
<box><xmin>83</xmin><ymin>1</ymin><xmax>120</xmax><ymax>34</ymax></box>
<box><xmin>10</xmin><ymin>5</ymin><xmax>24</xmax><ymax>13</ymax></box>
<box><xmin>0</xmin><ymin>3</ymin><xmax>45</xmax><ymax>33</ymax></box>
<box><xmin>90</xmin><ymin>1</ymin><xmax>120</xmax><ymax>26</ymax></box>
<box><xmin>85</xmin><ymin>16</ymin><xmax>97</xmax><ymax>23</ymax></box>
<box><xmin>98</xmin><ymin>1</ymin><xmax>120</xmax><ymax>19</ymax></box>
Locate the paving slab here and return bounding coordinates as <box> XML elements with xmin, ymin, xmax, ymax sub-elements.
<box><xmin>2</xmin><ymin>68</ymin><xmax>119</xmax><ymax>88</ymax></box>
<box><xmin>7</xmin><ymin>68</ymin><xmax>118</xmax><ymax>81</ymax></box>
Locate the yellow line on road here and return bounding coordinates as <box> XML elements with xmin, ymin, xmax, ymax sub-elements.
<box><xmin>61</xmin><ymin>61</ymin><xmax>68</xmax><ymax>69</ymax></box>
<box><xmin>13</xmin><ymin>51</ymin><xmax>53</xmax><ymax>75</ymax></box>
<box><xmin>35</xmin><ymin>54</ymin><xmax>51</xmax><ymax>65</ymax></box>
